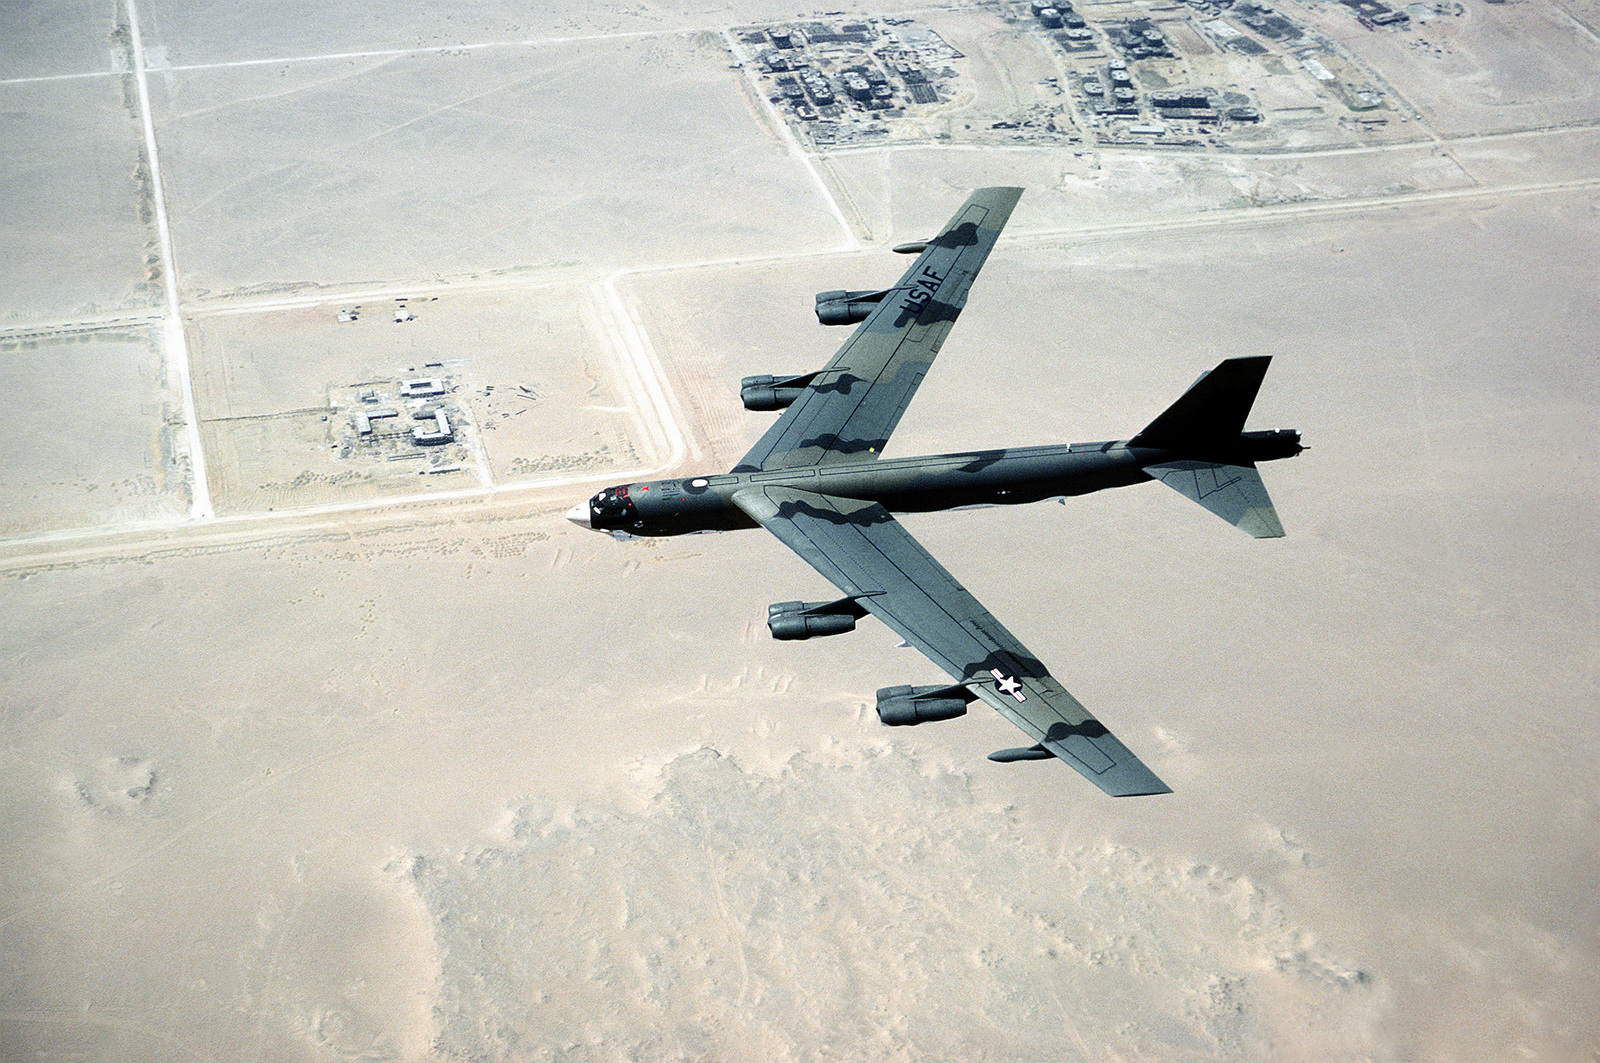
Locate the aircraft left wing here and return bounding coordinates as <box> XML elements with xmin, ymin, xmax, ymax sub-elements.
<box><xmin>733</xmin><ymin>186</ymin><xmax>1023</xmax><ymax>473</ymax></box>
<box><xmin>732</xmin><ymin>485</ymin><xmax>1172</xmax><ymax>797</ymax></box>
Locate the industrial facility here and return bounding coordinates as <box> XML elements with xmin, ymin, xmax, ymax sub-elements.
<box><xmin>737</xmin><ymin>4</ymin><xmax>1410</xmax><ymax>151</ymax></box>
<box><xmin>330</xmin><ymin>372</ymin><xmax>472</xmax><ymax>475</ymax></box>
<box><xmin>736</xmin><ymin>18</ymin><xmax>965</xmax><ymax>147</ymax></box>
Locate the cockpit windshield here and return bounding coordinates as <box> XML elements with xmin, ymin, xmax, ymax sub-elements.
<box><xmin>589</xmin><ymin>484</ymin><xmax>636</xmax><ymax>530</ymax></box>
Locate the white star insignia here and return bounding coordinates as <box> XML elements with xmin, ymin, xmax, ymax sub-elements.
<box><xmin>990</xmin><ymin>668</ymin><xmax>1027</xmax><ymax>702</ymax></box>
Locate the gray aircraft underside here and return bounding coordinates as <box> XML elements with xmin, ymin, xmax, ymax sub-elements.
<box><xmin>569</xmin><ymin>187</ymin><xmax>1303</xmax><ymax>797</ymax></box>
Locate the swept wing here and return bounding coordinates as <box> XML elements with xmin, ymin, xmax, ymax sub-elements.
<box><xmin>733</xmin><ymin>186</ymin><xmax>1023</xmax><ymax>472</ymax></box>
<box><xmin>733</xmin><ymin>486</ymin><xmax>1171</xmax><ymax>797</ymax></box>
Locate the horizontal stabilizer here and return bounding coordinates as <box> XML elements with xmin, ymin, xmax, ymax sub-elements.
<box><xmin>1145</xmin><ymin>460</ymin><xmax>1285</xmax><ymax>538</ymax></box>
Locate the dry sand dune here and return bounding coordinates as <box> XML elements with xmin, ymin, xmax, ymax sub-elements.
<box><xmin>413</xmin><ymin>748</ymin><xmax>1377</xmax><ymax>1061</ymax></box>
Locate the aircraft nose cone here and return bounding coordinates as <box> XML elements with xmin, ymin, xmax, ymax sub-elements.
<box><xmin>564</xmin><ymin>501</ymin><xmax>592</xmax><ymax>529</ymax></box>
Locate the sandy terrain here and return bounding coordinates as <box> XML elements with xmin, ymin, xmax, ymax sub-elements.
<box><xmin>1</xmin><ymin>1</ymin><xmax>1597</xmax><ymax>1061</ymax></box>
<box><xmin>1304</xmin><ymin>0</ymin><xmax>1600</xmax><ymax>135</ymax></box>
<box><xmin>0</xmin><ymin>325</ymin><xmax>189</xmax><ymax>535</ymax></box>
<box><xmin>150</xmin><ymin>32</ymin><xmax>842</xmax><ymax>300</ymax></box>
<box><xmin>0</xmin><ymin>74</ymin><xmax>162</xmax><ymax>324</ymax></box>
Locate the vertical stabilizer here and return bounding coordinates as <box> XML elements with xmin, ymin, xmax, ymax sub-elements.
<box><xmin>1128</xmin><ymin>355</ymin><xmax>1271</xmax><ymax>452</ymax></box>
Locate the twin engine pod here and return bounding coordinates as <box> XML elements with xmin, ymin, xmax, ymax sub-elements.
<box><xmin>813</xmin><ymin>288</ymin><xmax>889</xmax><ymax>327</ymax></box>
<box><xmin>876</xmin><ymin>683</ymin><xmax>978</xmax><ymax>726</ymax></box>
<box><xmin>768</xmin><ymin>598</ymin><xmax>977</xmax><ymax>727</ymax></box>
<box><xmin>767</xmin><ymin>597</ymin><xmax>870</xmax><ymax>640</ymax></box>
<box><xmin>740</xmin><ymin>372</ymin><xmax>818</xmax><ymax>412</ymax></box>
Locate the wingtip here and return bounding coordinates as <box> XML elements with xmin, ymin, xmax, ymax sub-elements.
<box><xmin>1112</xmin><ymin>782</ymin><xmax>1174</xmax><ymax>797</ymax></box>
<box><xmin>975</xmin><ymin>185</ymin><xmax>1025</xmax><ymax>202</ymax></box>
<box><xmin>1100</xmin><ymin>767</ymin><xmax>1174</xmax><ymax>797</ymax></box>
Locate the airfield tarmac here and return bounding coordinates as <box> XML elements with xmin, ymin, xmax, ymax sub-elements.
<box><xmin>2</xmin><ymin>1</ymin><xmax>1598</xmax><ymax>1061</ymax></box>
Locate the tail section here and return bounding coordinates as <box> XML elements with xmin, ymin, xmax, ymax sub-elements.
<box><xmin>1128</xmin><ymin>356</ymin><xmax>1301</xmax><ymax>539</ymax></box>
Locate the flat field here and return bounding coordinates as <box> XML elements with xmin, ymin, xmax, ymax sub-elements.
<box><xmin>0</xmin><ymin>326</ymin><xmax>189</xmax><ymax>536</ymax></box>
<box><xmin>1308</xmin><ymin>0</ymin><xmax>1600</xmax><ymax>135</ymax></box>
<box><xmin>150</xmin><ymin>33</ymin><xmax>843</xmax><ymax>300</ymax></box>
<box><xmin>0</xmin><ymin>75</ymin><xmax>161</xmax><ymax>324</ymax></box>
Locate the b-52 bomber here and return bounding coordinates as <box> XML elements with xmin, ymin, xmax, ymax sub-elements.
<box><xmin>568</xmin><ymin>187</ymin><xmax>1303</xmax><ymax>796</ymax></box>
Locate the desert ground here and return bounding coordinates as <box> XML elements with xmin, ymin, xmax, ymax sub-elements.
<box><xmin>1</xmin><ymin>1</ymin><xmax>1596</xmax><ymax>1060</ymax></box>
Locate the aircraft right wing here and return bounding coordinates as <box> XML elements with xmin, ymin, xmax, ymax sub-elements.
<box><xmin>733</xmin><ymin>186</ymin><xmax>1023</xmax><ymax>473</ymax></box>
<box><xmin>732</xmin><ymin>485</ymin><xmax>1172</xmax><ymax>797</ymax></box>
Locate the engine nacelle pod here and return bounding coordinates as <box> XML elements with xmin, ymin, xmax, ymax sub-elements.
<box><xmin>814</xmin><ymin>289</ymin><xmax>888</xmax><ymax>326</ymax></box>
<box><xmin>815</xmin><ymin>300</ymin><xmax>871</xmax><ymax>327</ymax></box>
<box><xmin>767</xmin><ymin>599</ymin><xmax>865</xmax><ymax>641</ymax></box>
<box><xmin>741</xmin><ymin>385</ymin><xmax>801</xmax><ymax>411</ymax></box>
<box><xmin>875</xmin><ymin>683</ymin><xmax>977</xmax><ymax>726</ymax></box>
<box><xmin>768</xmin><ymin>611</ymin><xmax>856</xmax><ymax>640</ymax></box>
<box><xmin>740</xmin><ymin>373</ymin><xmax>816</xmax><ymax>411</ymax></box>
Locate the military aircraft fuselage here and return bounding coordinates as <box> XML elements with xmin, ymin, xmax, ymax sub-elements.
<box><xmin>574</xmin><ymin>429</ymin><xmax>1302</xmax><ymax>537</ymax></box>
<box><xmin>564</xmin><ymin>185</ymin><xmax>1307</xmax><ymax>796</ymax></box>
